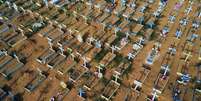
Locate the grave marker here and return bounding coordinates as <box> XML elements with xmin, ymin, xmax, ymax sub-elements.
<box><xmin>175</xmin><ymin>28</ymin><xmax>182</xmax><ymax>39</ymax></box>
<box><xmin>183</xmin><ymin>51</ymin><xmax>192</xmax><ymax>62</ymax></box>
<box><xmin>47</xmin><ymin>37</ymin><xmax>53</xmax><ymax>49</ymax></box>
<box><xmin>127</xmin><ymin>52</ymin><xmax>134</xmax><ymax>60</ymax></box>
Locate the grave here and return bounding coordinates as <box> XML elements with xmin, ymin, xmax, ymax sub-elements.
<box><xmin>131</xmin><ymin>24</ymin><xmax>143</xmax><ymax>35</ymax></box>
<box><xmin>161</xmin><ymin>25</ymin><xmax>169</xmax><ymax>37</ymax></box>
<box><xmin>45</xmin><ymin>28</ymin><xmax>64</xmax><ymax>42</ymax></box>
<box><xmin>146</xmin><ymin>88</ymin><xmax>161</xmax><ymax>101</ymax></box>
<box><xmin>36</xmin><ymin>49</ymin><xmax>55</xmax><ymax>64</ymax></box>
<box><xmin>103</xmin><ymin>14</ymin><xmax>120</xmax><ymax>28</ymax></box>
<box><xmin>131</xmin><ymin>11</ymin><xmax>144</xmax><ymax>22</ymax></box>
<box><xmin>122</xmin><ymin>7</ymin><xmax>134</xmax><ymax>19</ymax></box>
<box><xmin>129</xmin><ymin>37</ymin><xmax>144</xmax><ymax>59</ymax></box>
<box><xmin>0</xmin><ymin>55</ymin><xmax>13</xmax><ymax>69</ymax></box>
<box><xmin>50</xmin><ymin>81</ymin><xmax>70</xmax><ymax>101</ymax></box>
<box><xmin>101</xmin><ymin>80</ymin><xmax>120</xmax><ymax>101</ymax></box>
<box><xmin>56</xmin><ymin>57</ymin><xmax>77</xmax><ymax>75</ymax></box>
<box><xmin>84</xmin><ymin>45</ymin><xmax>102</xmax><ymax>62</ymax></box>
<box><xmin>117</xmin><ymin>20</ymin><xmax>129</xmax><ymax>32</ymax></box>
<box><xmin>97</xmin><ymin>12</ymin><xmax>110</xmax><ymax>23</ymax></box>
<box><xmin>7</xmin><ymin>32</ymin><xmax>27</xmax><ymax>47</ymax></box>
<box><xmin>83</xmin><ymin>71</ymin><xmax>101</xmax><ymax>90</ymax></box>
<box><xmin>145</xmin><ymin>43</ymin><xmax>160</xmax><ymax>65</ymax></box>
<box><xmin>0</xmin><ymin>58</ymin><xmax>24</xmax><ymax>79</ymax></box>
<box><xmin>25</xmin><ymin>70</ymin><xmax>47</xmax><ymax>92</ymax></box>
<box><xmin>114</xmin><ymin>62</ymin><xmax>131</xmax><ymax>76</ymax></box>
<box><xmin>124</xmin><ymin>88</ymin><xmax>140</xmax><ymax>101</ymax></box>
<box><xmin>113</xmin><ymin>3</ymin><xmax>126</xmax><ymax>15</ymax></box>
<box><xmin>68</xmin><ymin>66</ymin><xmax>88</xmax><ymax>83</ymax></box>
<box><xmin>76</xmin><ymin>42</ymin><xmax>93</xmax><ymax>56</ymax></box>
<box><xmin>47</xmin><ymin>53</ymin><xmax>65</xmax><ymax>69</ymax></box>
<box><xmin>99</xmin><ymin>52</ymin><xmax>116</xmax><ymax>67</ymax></box>
<box><xmin>154</xmin><ymin>65</ymin><xmax>170</xmax><ymax>92</ymax></box>
<box><xmin>131</xmin><ymin>65</ymin><xmax>150</xmax><ymax>93</ymax></box>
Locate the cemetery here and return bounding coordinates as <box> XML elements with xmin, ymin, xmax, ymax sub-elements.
<box><xmin>0</xmin><ymin>0</ymin><xmax>201</xmax><ymax>101</ymax></box>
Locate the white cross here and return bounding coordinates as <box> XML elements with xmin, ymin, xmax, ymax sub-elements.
<box><xmin>43</xmin><ymin>0</ymin><xmax>48</xmax><ymax>7</ymax></box>
<box><xmin>0</xmin><ymin>50</ymin><xmax>7</xmax><ymax>56</ymax></box>
<box><xmin>82</xmin><ymin>56</ymin><xmax>88</xmax><ymax>68</ymax></box>
<box><xmin>97</xmin><ymin>66</ymin><xmax>103</xmax><ymax>78</ymax></box>
<box><xmin>13</xmin><ymin>53</ymin><xmax>20</xmax><ymax>63</ymax></box>
<box><xmin>128</xmin><ymin>53</ymin><xmax>134</xmax><ymax>60</ymax></box>
<box><xmin>68</xmin><ymin>29</ymin><xmax>73</xmax><ymax>34</ymax></box>
<box><xmin>13</xmin><ymin>3</ymin><xmax>18</xmax><ymax>12</ymax></box>
<box><xmin>47</xmin><ymin>37</ymin><xmax>53</xmax><ymax>49</ymax></box>
<box><xmin>169</xmin><ymin>47</ymin><xmax>176</xmax><ymax>55</ymax></box>
<box><xmin>183</xmin><ymin>52</ymin><xmax>192</xmax><ymax>62</ymax></box>
<box><xmin>134</xmin><ymin>80</ymin><xmax>142</xmax><ymax>90</ymax></box>
<box><xmin>114</xmin><ymin>27</ymin><xmax>119</xmax><ymax>35</ymax></box>
<box><xmin>5</xmin><ymin>1</ymin><xmax>11</xmax><ymax>9</ymax></box>
<box><xmin>151</xmin><ymin>91</ymin><xmax>157</xmax><ymax>101</ymax></box>
<box><xmin>77</xmin><ymin>34</ymin><xmax>83</xmax><ymax>42</ymax></box>
<box><xmin>125</xmin><ymin>32</ymin><xmax>129</xmax><ymax>39</ymax></box>
<box><xmin>114</xmin><ymin>73</ymin><xmax>120</xmax><ymax>84</ymax></box>
<box><xmin>88</xmin><ymin>36</ymin><xmax>94</xmax><ymax>44</ymax></box>
<box><xmin>70</xmin><ymin>53</ymin><xmax>75</xmax><ymax>60</ymax></box>
<box><xmin>111</xmin><ymin>45</ymin><xmax>116</xmax><ymax>54</ymax></box>
<box><xmin>138</xmin><ymin>37</ymin><xmax>144</xmax><ymax>46</ymax></box>
<box><xmin>57</xmin><ymin>43</ymin><xmax>64</xmax><ymax>56</ymax></box>
<box><xmin>161</xmin><ymin>65</ymin><xmax>169</xmax><ymax>76</ymax></box>
<box><xmin>185</xmin><ymin>6</ymin><xmax>192</xmax><ymax>15</ymax></box>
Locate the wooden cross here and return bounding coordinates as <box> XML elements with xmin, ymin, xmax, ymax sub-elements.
<box><xmin>183</xmin><ymin>51</ymin><xmax>192</xmax><ymax>62</ymax></box>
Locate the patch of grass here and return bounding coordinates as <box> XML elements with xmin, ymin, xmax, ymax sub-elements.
<box><xmin>94</xmin><ymin>49</ymin><xmax>108</xmax><ymax>62</ymax></box>
<box><xmin>149</xmin><ymin>32</ymin><xmax>158</xmax><ymax>41</ymax></box>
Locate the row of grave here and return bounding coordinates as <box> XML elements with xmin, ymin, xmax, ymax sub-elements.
<box><xmin>0</xmin><ymin>0</ymin><xmax>201</xmax><ymax>101</ymax></box>
<box><xmin>0</xmin><ymin>1</ymin><xmax>148</xmax><ymax>101</ymax></box>
<box><xmin>0</xmin><ymin>0</ymin><xmax>160</xmax><ymax>100</ymax></box>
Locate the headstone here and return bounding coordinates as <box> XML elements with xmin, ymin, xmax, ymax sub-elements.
<box><xmin>43</xmin><ymin>0</ymin><xmax>48</xmax><ymax>7</ymax></box>
<box><xmin>5</xmin><ymin>1</ymin><xmax>11</xmax><ymax>9</ymax></box>
<box><xmin>47</xmin><ymin>37</ymin><xmax>53</xmax><ymax>49</ymax></box>
<box><xmin>13</xmin><ymin>3</ymin><xmax>18</xmax><ymax>12</ymax></box>
<box><xmin>13</xmin><ymin>53</ymin><xmax>20</xmax><ymax>63</ymax></box>
<box><xmin>77</xmin><ymin>34</ymin><xmax>83</xmax><ymax>43</ymax></box>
